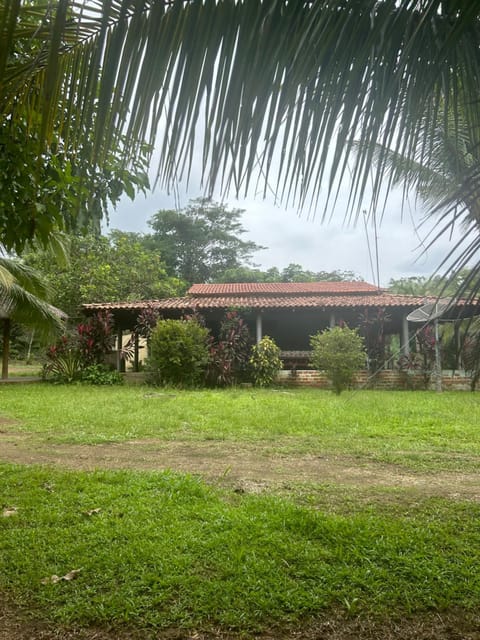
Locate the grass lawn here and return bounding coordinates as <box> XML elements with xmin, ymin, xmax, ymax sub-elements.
<box><xmin>1</xmin><ymin>385</ymin><xmax>480</xmax><ymax>638</ymax></box>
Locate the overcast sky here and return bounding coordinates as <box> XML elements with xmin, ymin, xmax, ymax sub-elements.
<box><xmin>107</xmin><ymin>176</ymin><xmax>466</xmax><ymax>288</ymax></box>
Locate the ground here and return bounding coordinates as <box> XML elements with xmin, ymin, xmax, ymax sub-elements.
<box><xmin>1</xmin><ymin>418</ymin><xmax>480</xmax><ymax>640</ymax></box>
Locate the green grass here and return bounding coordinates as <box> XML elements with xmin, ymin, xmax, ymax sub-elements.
<box><xmin>1</xmin><ymin>385</ymin><xmax>479</xmax><ymax>471</ymax></box>
<box><xmin>1</xmin><ymin>464</ymin><xmax>480</xmax><ymax>633</ymax></box>
<box><xmin>5</xmin><ymin>362</ymin><xmax>42</xmax><ymax>377</ymax></box>
<box><xmin>1</xmin><ymin>385</ymin><xmax>480</xmax><ymax>634</ymax></box>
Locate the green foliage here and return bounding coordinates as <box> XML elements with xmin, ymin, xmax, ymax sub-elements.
<box><xmin>43</xmin><ymin>312</ymin><xmax>116</xmax><ymax>383</ymax></box>
<box><xmin>388</xmin><ymin>271</ymin><xmax>476</xmax><ymax>298</ymax></box>
<box><xmin>2</xmin><ymin>1</ymin><xmax>479</xmax><ymax>303</ymax></box>
<box><xmin>80</xmin><ymin>364</ymin><xmax>123</xmax><ymax>386</ymax></box>
<box><xmin>77</xmin><ymin>312</ymin><xmax>116</xmax><ymax>366</ymax></box>
<box><xmin>0</xmin><ymin>113</ymin><xmax>151</xmax><ymax>252</ymax></box>
<box><xmin>147</xmin><ymin>318</ymin><xmax>211</xmax><ymax>387</ymax></box>
<box><xmin>216</xmin><ymin>264</ymin><xmax>360</xmax><ymax>283</ymax></box>
<box><xmin>23</xmin><ymin>231</ymin><xmax>182</xmax><ymax>317</ymax></box>
<box><xmin>310</xmin><ymin>326</ymin><xmax>366</xmax><ymax>394</ymax></box>
<box><xmin>43</xmin><ymin>347</ymin><xmax>83</xmax><ymax>384</ymax></box>
<box><xmin>249</xmin><ymin>335</ymin><xmax>282</xmax><ymax>387</ymax></box>
<box><xmin>207</xmin><ymin>311</ymin><xmax>252</xmax><ymax>386</ymax></box>
<box><xmin>145</xmin><ymin>198</ymin><xmax>265</xmax><ymax>285</ymax></box>
<box><xmin>461</xmin><ymin>324</ymin><xmax>480</xmax><ymax>391</ymax></box>
<box><xmin>358</xmin><ymin>308</ymin><xmax>390</xmax><ymax>373</ymax></box>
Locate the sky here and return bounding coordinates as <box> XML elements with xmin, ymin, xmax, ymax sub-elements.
<box><xmin>107</xmin><ymin>177</ymin><xmax>465</xmax><ymax>288</ymax></box>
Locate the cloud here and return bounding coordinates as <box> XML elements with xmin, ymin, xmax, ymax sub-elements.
<box><xmin>107</xmin><ymin>160</ymin><xmax>469</xmax><ymax>287</ymax></box>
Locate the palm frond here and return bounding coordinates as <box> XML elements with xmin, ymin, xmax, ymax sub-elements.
<box><xmin>3</xmin><ymin>1</ymin><xmax>480</xmax><ymax>297</ymax></box>
<box><xmin>0</xmin><ymin>256</ymin><xmax>52</xmax><ymax>299</ymax></box>
<box><xmin>0</xmin><ymin>283</ymin><xmax>65</xmax><ymax>337</ymax></box>
<box><xmin>2</xmin><ymin>1</ymin><xmax>479</xmax><ymax>209</ymax></box>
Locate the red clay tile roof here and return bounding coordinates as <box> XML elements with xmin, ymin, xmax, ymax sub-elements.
<box><xmin>188</xmin><ymin>281</ymin><xmax>380</xmax><ymax>295</ymax></box>
<box><xmin>83</xmin><ymin>292</ymin><xmax>436</xmax><ymax>312</ymax></box>
<box><xmin>83</xmin><ymin>281</ymin><xmax>478</xmax><ymax>314</ymax></box>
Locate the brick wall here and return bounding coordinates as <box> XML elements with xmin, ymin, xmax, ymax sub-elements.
<box><xmin>277</xmin><ymin>369</ymin><xmax>473</xmax><ymax>391</ymax></box>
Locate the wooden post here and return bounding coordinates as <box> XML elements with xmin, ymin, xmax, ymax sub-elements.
<box><xmin>2</xmin><ymin>318</ymin><xmax>10</xmax><ymax>380</ymax></box>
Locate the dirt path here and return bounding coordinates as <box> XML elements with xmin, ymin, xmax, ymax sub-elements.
<box><xmin>1</xmin><ymin>429</ymin><xmax>480</xmax><ymax>500</ymax></box>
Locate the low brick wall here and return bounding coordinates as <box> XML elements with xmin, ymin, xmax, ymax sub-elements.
<box><xmin>277</xmin><ymin>369</ymin><xmax>473</xmax><ymax>390</ymax></box>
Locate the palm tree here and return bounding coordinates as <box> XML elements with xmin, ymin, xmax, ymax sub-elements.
<box><xmin>0</xmin><ymin>257</ymin><xmax>65</xmax><ymax>379</ymax></box>
<box><xmin>365</xmin><ymin>108</ymin><xmax>480</xmax><ymax>300</ymax></box>
<box><xmin>2</xmin><ymin>1</ymin><xmax>480</xmax><ymax>288</ymax></box>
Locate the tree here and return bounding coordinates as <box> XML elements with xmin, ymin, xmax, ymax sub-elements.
<box><xmin>367</xmin><ymin>107</ymin><xmax>480</xmax><ymax>299</ymax></box>
<box><xmin>389</xmin><ymin>270</ymin><xmax>476</xmax><ymax>298</ymax></box>
<box><xmin>215</xmin><ymin>265</ymin><xmax>359</xmax><ymax>283</ymax></box>
<box><xmin>145</xmin><ymin>198</ymin><xmax>264</xmax><ymax>284</ymax></box>
<box><xmin>23</xmin><ymin>231</ymin><xmax>183</xmax><ymax>318</ymax></box>
<box><xmin>0</xmin><ymin>6</ymin><xmax>151</xmax><ymax>253</ymax></box>
<box><xmin>0</xmin><ymin>256</ymin><xmax>64</xmax><ymax>378</ymax></box>
<box><xmin>2</xmin><ymin>2</ymin><xmax>480</xmax><ymax>293</ymax></box>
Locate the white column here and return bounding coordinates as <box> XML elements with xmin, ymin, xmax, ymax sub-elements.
<box><xmin>401</xmin><ymin>315</ymin><xmax>410</xmax><ymax>356</ymax></box>
<box><xmin>256</xmin><ymin>313</ymin><xmax>263</xmax><ymax>344</ymax></box>
<box><xmin>116</xmin><ymin>327</ymin><xmax>123</xmax><ymax>371</ymax></box>
<box><xmin>329</xmin><ymin>312</ymin><xmax>335</xmax><ymax>328</ymax></box>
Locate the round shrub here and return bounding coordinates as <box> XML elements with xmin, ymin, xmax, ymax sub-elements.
<box><xmin>249</xmin><ymin>336</ymin><xmax>282</xmax><ymax>387</ymax></box>
<box><xmin>310</xmin><ymin>326</ymin><xmax>366</xmax><ymax>394</ymax></box>
<box><xmin>147</xmin><ymin>319</ymin><xmax>210</xmax><ymax>387</ymax></box>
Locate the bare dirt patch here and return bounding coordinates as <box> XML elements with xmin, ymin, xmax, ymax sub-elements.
<box><xmin>1</xmin><ymin>602</ymin><xmax>479</xmax><ymax>640</ymax></box>
<box><xmin>1</xmin><ymin>431</ymin><xmax>480</xmax><ymax>500</ymax></box>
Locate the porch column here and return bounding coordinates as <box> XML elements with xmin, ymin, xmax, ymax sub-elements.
<box><xmin>329</xmin><ymin>312</ymin><xmax>336</xmax><ymax>328</ymax></box>
<box><xmin>133</xmin><ymin>332</ymin><xmax>140</xmax><ymax>372</ymax></box>
<box><xmin>256</xmin><ymin>313</ymin><xmax>263</xmax><ymax>344</ymax></box>
<box><xmin>400</xmin><ymin>314</ymin><xmax>410</xmax><ymax>356</ymax></box>
<box><xmin>116</xmin><ymin>327</ymin><xmax>123</xmax><ymax>372</ymax></box>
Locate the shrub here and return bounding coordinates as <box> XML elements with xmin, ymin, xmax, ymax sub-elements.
<box><xmin>77</xmin><ymin>311</ymin><xmax>116</xmax><ymax>365</ymax></box>
<box><xmin>44</xmin><ymin>312</ymin><xmax>116</xmax><ymax>383</ymax></box>
<box><xmin>207</xmin><ymin>311</ymin><xmax>252</xmax><ymax>386</ymax></box>
<box><xmin>146</xmin><ymin>319</ymin><xmax>210</xmax><ymax>387</ymax></box>
<box><xmin>310</xmin><ymin>326</ymin><xmax>366</xmax><ymax>394</ymax></box>
<box><xmin>43</xmin><ymin>347</ymin><xmax>83</xmax><ymax>383</ymax></box>
<box><xmin>249</xmin><ymin>336</ymin><xmax>282</xmax><ymax>387</ymax></box>
<box><xmin>80</xmin><ymin>364</ymin><xmax>124</xmax><ymax>386</ymax></box>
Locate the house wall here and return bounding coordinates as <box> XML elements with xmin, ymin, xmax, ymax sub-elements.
<box><xmin>277</xmin><ymin>369</ymin><xmax>473</xmax><ymax>390</ymax></box>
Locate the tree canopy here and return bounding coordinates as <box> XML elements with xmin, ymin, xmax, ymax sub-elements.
<box><xmin>216</xmin><ymin>265</ymin><xmax>360</xmax><ymax>284</ymax></box>
<box><xmin>23</xmin><ymin>231</ymin><xmax>183</xmax><ymax>317</ymax></box>
<box><xmin>145</xmin><ymin>198</ymin><xmax>264</xmax><ymax>285</ymax></box>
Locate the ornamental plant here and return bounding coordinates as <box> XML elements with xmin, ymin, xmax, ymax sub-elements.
<box><xmin>146</xmin><ymin>318</ymin><xmax>210</xmax><ymax>387</ymax></box>
<box><xmin>207</xmin><ymin>311</ymin><xmax>252</xmax><ymax>386</ymax></box>
<box><xmin>310</xmin><ymin>326</ymin><xmax>366</xmax><ymax>394</ymax></box>
<box><xmin>249</xmin><ymin>336</ymin><xmax>282</xmax><ymax>387</ymax></box>
<box><xmin>44</xmin><ymin>311</ymin><xmax>117</xmax><ymax>383</ymax></box>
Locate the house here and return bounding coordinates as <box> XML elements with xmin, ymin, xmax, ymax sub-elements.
<box><xmin>82</xmin><ymin>281</ymin><xmax>476</xmax><ymax>374</ymax></box>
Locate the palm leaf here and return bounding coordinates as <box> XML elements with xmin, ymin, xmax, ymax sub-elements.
<box><xmin>1</xmin><ymin>1</ymin><xmax>478</xmax><ymax>204</ymax></box>
<box><xmin>2</xmin><ymin>1</ymin><xmax>480</xmax><ymax>296</ymax></box>
<box><xmin>0</xmin><ymin>283</ymin><xmax>65</xmax><ymax>336</ymax></box>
